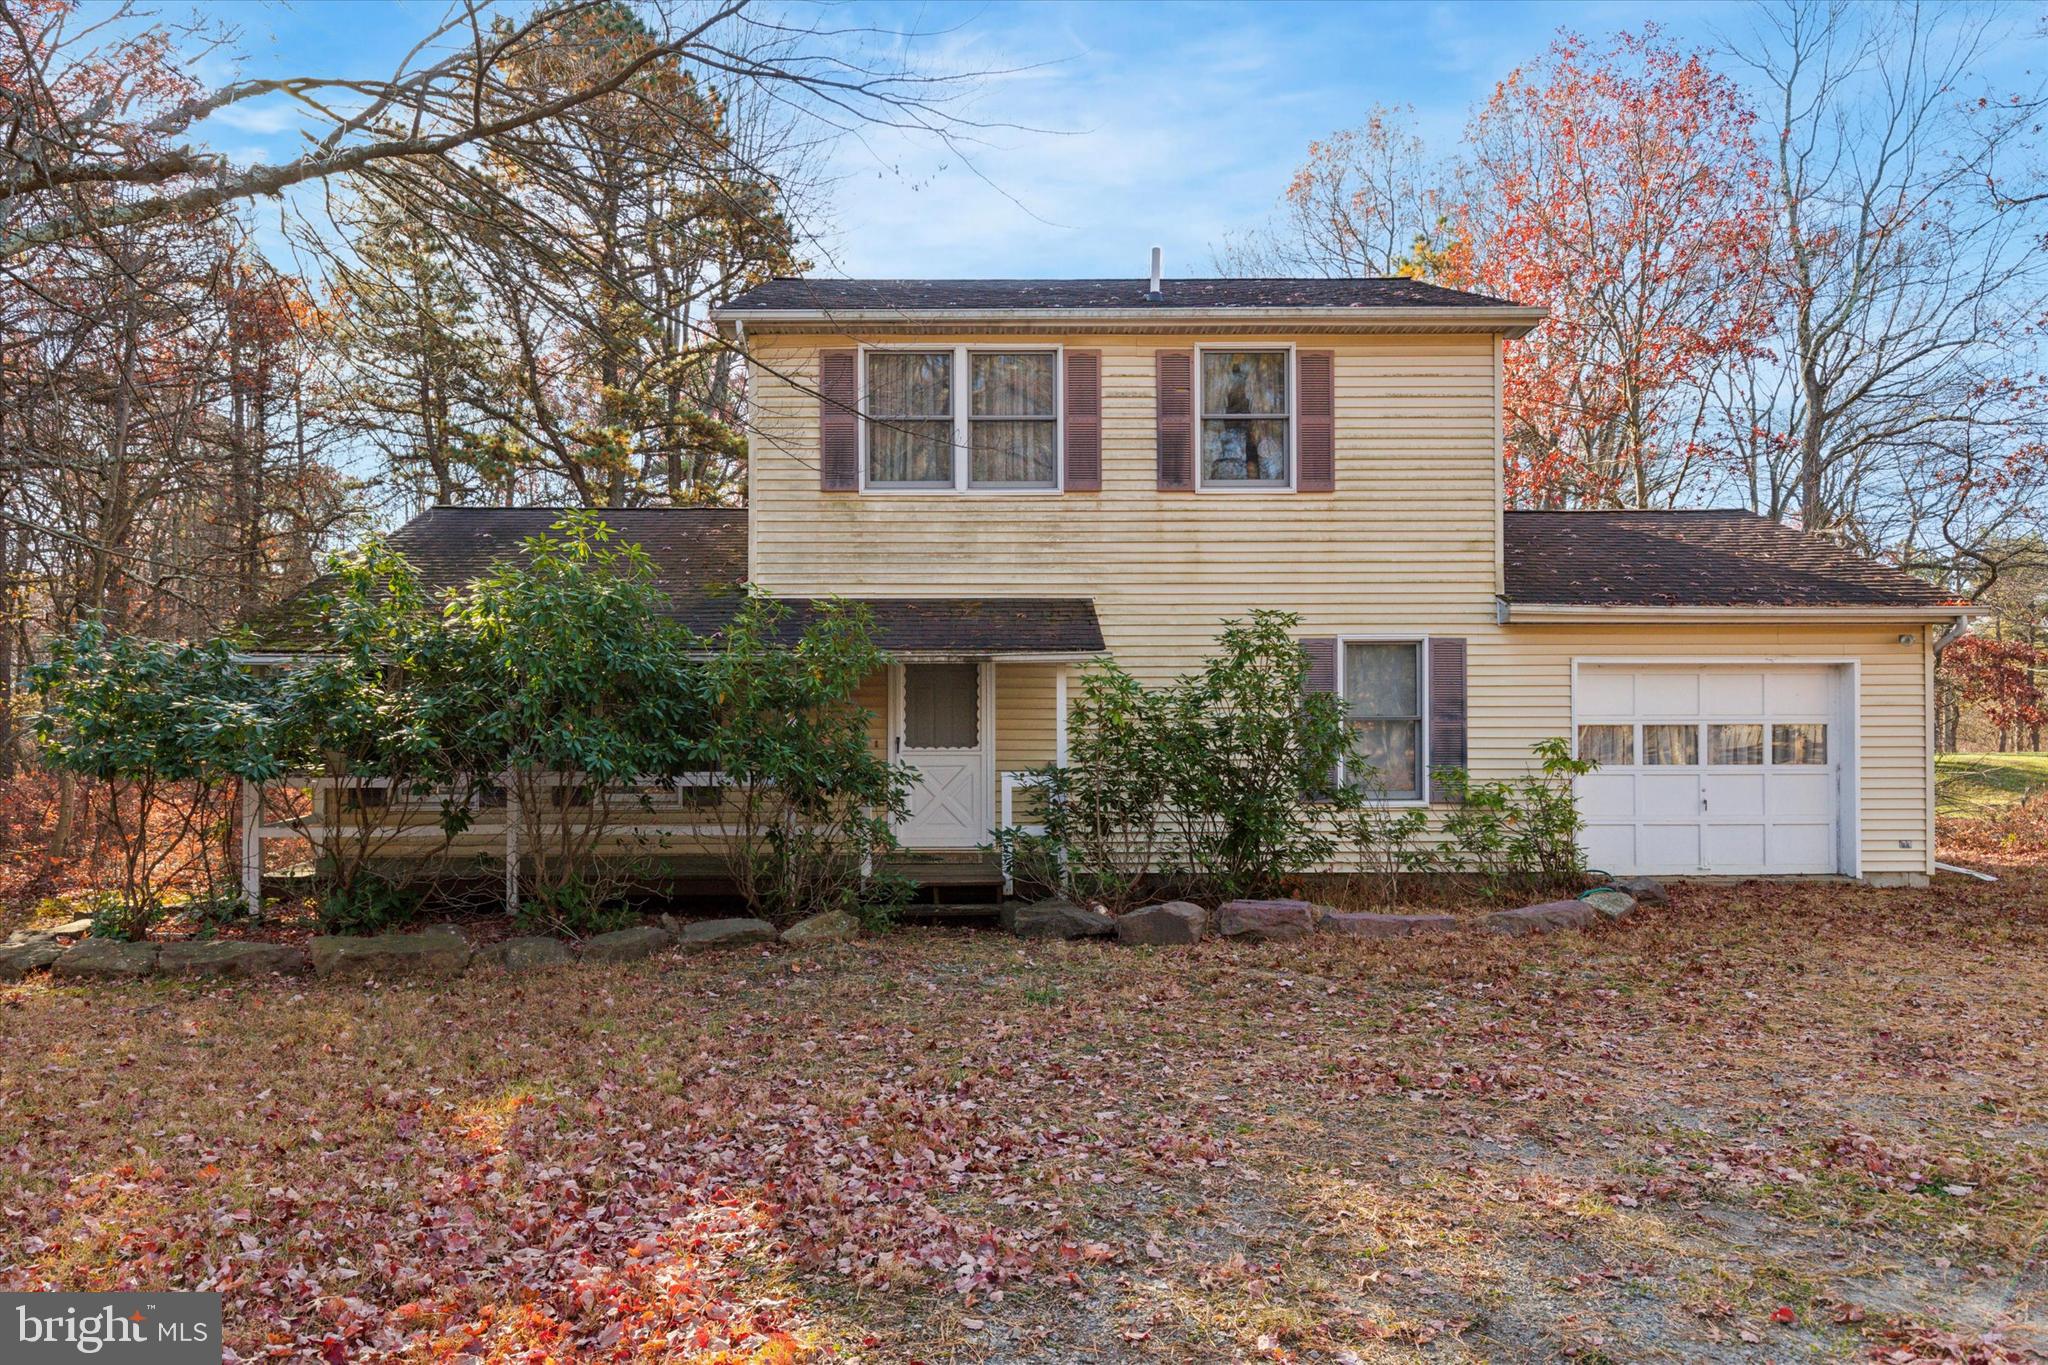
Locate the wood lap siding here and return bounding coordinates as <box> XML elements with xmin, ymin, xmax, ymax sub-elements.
<box><xmin>751</xmin><ymin>334</ymin><xmax>1505</xmax><ymax>676</ymax></box>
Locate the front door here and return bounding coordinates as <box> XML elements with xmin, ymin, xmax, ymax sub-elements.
<box><xmin>893</xmin><ymin>662</ymin><xmax>987</xmax><ymax>848</ymax></box>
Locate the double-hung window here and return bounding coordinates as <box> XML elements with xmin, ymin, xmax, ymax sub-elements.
<box><xmin>864</xmin><ymin>347</ymin><xmax>1059</xmax><ymax>491</ymax></box>
<box><xmin>1199</xmin><ymin>348</ymin><xmax>1291</xmax><ymax>488</ymax></box>
<box><xmin>1342</xmin><ymin>639</ymin><xmax>1425</xmax><ymax>800</ymax></box>
<box><xmin>865</xmin><ymin>350</ymin><xmax>954</xmax><ymax>488</ymax></box>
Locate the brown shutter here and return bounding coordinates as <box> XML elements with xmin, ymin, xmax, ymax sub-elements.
<box><xmin>1427</xmin><ymin>637</ymin><xmax>1468</xmax><ymax>803</ymax></box>
<box><xmin>1296</xmin><ymin>349</ymin><xmax>1335</xmax><ymax>492</ymax></box>
<box><xmin>1155</xmin><ymin>349</ymin><xmax>1194</xmax><ymax>490</ymax></box>
<box><xmin>1301</xmin><ymin>637</ymin><xmax>1338</xmax><ymax>695</ymax></box>
<box><xmin>817</xmin><ymin>348</ymin><xmax>859</xmax><ymax>491</ymax></box>
<box><xmin>1063</xmin><ymin>349</ymin><xmax>1102</xmax><ymax>491</ymax></box>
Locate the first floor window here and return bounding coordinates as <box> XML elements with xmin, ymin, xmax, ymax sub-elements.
<box><xmin>864</xmin><ymin>349</ymin><xmax>1060</xmax><ymax>490</ymax></box>
<box><xmin>865</xmin><ymin>350</ymin><xmax>953</xmax><ymax>487</ymax></box>
<box><xmin>1343</xmin><ymin>639</ymin><xmax>1424</xmax><ymax>799</ymax></box>
<box><xmin>1201</xmin><ymin>349</ymin><xmax>1290</xmax><ymax>486</ymax></box>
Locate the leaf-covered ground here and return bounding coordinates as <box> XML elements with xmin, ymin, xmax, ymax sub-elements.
<box><xmin>3</xmin><ymin>862</ymin><xmax>2045</xmax><ymax>1361</ymax></box>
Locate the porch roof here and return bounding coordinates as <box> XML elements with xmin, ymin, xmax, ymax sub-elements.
<box><xmin>788</xmin><ymin>597</ymin><xmax>1104</xmax><ymax>657</ymax></box>
<box><xmin>250</xmin><ymin>506</ymin><xmax>1104</xmax><ymax>657</ymax></box>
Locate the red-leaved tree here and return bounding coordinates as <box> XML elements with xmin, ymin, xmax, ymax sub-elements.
<box><xmin>1939</xmin><ymin>635</ymin><xmax>2047</xmax><ymax>752</ymax></box>
<box><xmin>1443</xmin><ymin>29</ymin><xmax>1776</xmax><ymax>509</ymax></box>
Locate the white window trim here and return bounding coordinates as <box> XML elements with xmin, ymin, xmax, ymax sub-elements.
<box><xmin>1194</xmin><ymin>342</ymin><xmax>1296</xmax><ymax>493</ymax></box>
<box><xmin>857</xmin><ymin>343</ymin><xmax>1065</xmax><ymax>495</ymax></box>
<box><xmin>1337</xmin><ymin>633</ymin><xmax>1429</xmax><ymax>806</ymax></box>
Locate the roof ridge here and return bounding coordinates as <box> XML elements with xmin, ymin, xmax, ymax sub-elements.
<box><xmin>424</xmin><ymin>503</ymin><xmax>742</xmax><ymax>513</ymax></box>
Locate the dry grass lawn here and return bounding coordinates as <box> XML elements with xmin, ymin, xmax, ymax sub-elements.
<box><xmin>3</xmin><ymin>859</ymin><xmax>2045</xmax><ymax>1361</ymax></box>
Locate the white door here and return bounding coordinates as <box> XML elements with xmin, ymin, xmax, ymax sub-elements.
<box><xmin>893</xmin><ymin>662</ymin><xmax>988</xmax><ymax>848</ymax></box>
<box><xmin>1575</xmin><ymin>665</ymin><xmax>1846</xmax><ymax>876</ymax></box>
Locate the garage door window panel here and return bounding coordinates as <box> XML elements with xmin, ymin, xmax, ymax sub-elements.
<box><xmin>1772</xmin><ymin>723</ymin><xmax>1828</xmax><ymax>765</ymax></box>
<box><xmin>1577</xmin><ymin>724</ymin><xmax>1634</xmax><ymax>766</ymax></box>
<box><xmin>1643</xmin><ymin>724</ymin><xmax>1699</xmax><ymax>766</ymax></box>
<box><xmin>1708</xmin><ymin>724</ymin><xmax>1764</xmax><ymax>765</ymax></box>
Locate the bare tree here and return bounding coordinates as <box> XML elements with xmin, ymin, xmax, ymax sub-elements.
<box><xmin>1214</xmin><ymin>105</ymin><xmax>1445</xmax><ymax>278</ymax></box>
<box><xmin>1722</xmin><ymin>0</ymin><xmax>2048</xmax><ymax>532</ymax></box>
<box><xmin>0</xmin><ymin>0</ymin><xmax>982</xmax><ymax>259</ymax></box>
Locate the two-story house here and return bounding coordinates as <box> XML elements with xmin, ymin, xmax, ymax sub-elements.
<box><xmin>290</xmin><ymin>274</ymin><xmax>1972</xmax><ymax>887</ymax></box>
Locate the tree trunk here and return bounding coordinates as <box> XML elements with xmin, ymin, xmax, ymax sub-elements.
<box><xmin>0</xmin><ymin>521</ymin><xmax>12</xmax><ymax>780</ymax></box>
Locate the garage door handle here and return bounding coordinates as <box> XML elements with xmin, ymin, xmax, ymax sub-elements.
<box><xmin>1701</xmin><ymin>793</ymin><xmax>1709</xmax><ymax>813</ymax></box>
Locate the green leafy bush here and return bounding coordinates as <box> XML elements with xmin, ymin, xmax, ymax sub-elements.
<box><xmin>1005</xmin><ymin>611</ymin><xmax>1358</xmax><ymax>905</ymax></box>
<box><xmin>29</xmin><ymin>623</ymin><xmax>277</xmax><ymax>939</ymax></box>
<box><xmin>993</xmin><ymin>658</ymin><xmax>1176</xmax><ymax>911</ymax></box>
<box><xmin>1160</xmin><ymin>611</ymin><xmax>1355</xmax><ymax>899</ymax></box>
<box><xmin>1342</xmin><ymin>769</ymin><xmax>1434</xmax><ymax>912</ymax></box>
<box><xmin>512</xmin><ymin>871</ymin><xmax>636</xmax><ymax>938</ymax></box>
<box><xmin>1435</xmin><ymin>738</ymin><xmax>1595</xmax><ymax>900</ymax></box>
<box><xmin>694</xmin><ymin>593</ymin><xmax>911</xmax><ymax>927</ymax></box>
<box><xmin>273</xmin><ymin>541</ymin><xmax>470</xmax><ymax>914</ymax></box>
<box><xmin>440</xmin><ymin>512</ymin><xmax>707</xmax><ymax>919</ymax></box>
<box><xmin>316</xmin><ymin>869</ymin><xmax>423</xmax><ymax>936</ymax></box>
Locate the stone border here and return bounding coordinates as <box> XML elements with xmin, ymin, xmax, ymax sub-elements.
<box><xmin>0</xmin><ymin>909</ymin><xmax>862</xmax><ymax>986</ymax></box>
<box><xmin>1008</xmin><ymin>883</ymin><xmax>1654</xmax><ymax>944</ymax></box>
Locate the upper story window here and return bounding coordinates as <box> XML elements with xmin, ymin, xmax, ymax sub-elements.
<box><xmin>863</xmin><ymin>347</ymin><xmax>1060</xmax><ymax>492</ymax></box>
<box><xmin>865</xmin><ymin>350</ymin><xmax>954</xmax><ymax>488</ymax></box>
<box><xmin>1199</xmin><ymin>348</ymin><xmax>1290</xmax><ymax>488</ymax></box>
<box><xmin>969</xmin><ymin>352</ymin><xmax>1057</xmax><ymax>487</ymax></box>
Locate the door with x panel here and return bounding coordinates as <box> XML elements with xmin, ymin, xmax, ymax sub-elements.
<box><xmin>893</xmin><ymin>662</ymin><xmax>988</xmax><ymax>848</ymax></box>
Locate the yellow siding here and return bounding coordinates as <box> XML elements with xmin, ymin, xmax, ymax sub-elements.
<box><xmin>744</xmin><ymin>329</ymin><xmax>1941</xmax><ymax>881</ymax></box>
<box><xmin>1481</xmin><ymin>622</ymin><xmax>1936</xmax><ymax>880</ymax></box>
<box><xmin>746</xmin><ymin>333</ymin><xmax>1504</xmax><ymax>679</ymax></box>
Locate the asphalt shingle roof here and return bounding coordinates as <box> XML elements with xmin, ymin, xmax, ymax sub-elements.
<box><xmin>260</xmin><ymin>506</ymin><xmax>1960</xmax><ymax>653</ymax></box>
<box><xmin>1502</xmin><ymin>510</ymin><xmax>1964</xmax><ymax>610</ymax></box>
<box><xmin>259</xmin><ymin>506</ymin><xmax>1105</xmax><ymax>655</ymax></box>
<box><xmin>718</xmin><ymin>276</ymin><xmax>1524</xmax><ymax>313</ymax></box>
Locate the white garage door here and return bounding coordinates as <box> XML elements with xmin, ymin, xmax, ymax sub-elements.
<box><xmin>1575</xmin><ymin>665</ymin><xmax>1847</xmax><ymax>876</ymax></box>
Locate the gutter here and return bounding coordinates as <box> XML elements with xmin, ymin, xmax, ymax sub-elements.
<box><xmin>711</xmin><ymin>304</ymin><xmax>1547</xmax><ymax>339</ymax></box>
<box><xmin>1497</xmin><ymin>600</ymin><xmax>1982</xmax><ymax>624</ymax></box>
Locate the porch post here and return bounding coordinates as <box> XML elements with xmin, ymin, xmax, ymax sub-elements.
<box><xmin>503</xmin><ymin>772</ymin><xmax>520</xmax><ymax>913</ymax></box>
<box><xmin>983</xmin><ymin>659</ymin><xmax>998</xmax><ymax>837</ymax></box>
<box><xmin>1055</xmin><ymin>665</ymin><xmax>1070</xmax><ymax>765</ymax></box>
<box><xmin>239</xmin><ymin>779</ymin><xmax>263</xmax><ymax>909</ymax></box>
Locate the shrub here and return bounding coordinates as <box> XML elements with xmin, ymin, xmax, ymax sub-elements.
<box><xmin>316</xmin><ymin>869</ymin><xmax>423</xmax><ymax>935</ymax></box>
<box><xmin>273</xmin><ymin>541</ymin><xmax>472</xmax><ymax>913</ymax></box>
<box><xmin>1436</xmin><ymin>738</ymin><xmax>1594</xmax><ymax>900</ymax></box>
<box><xmin>29</xmin><ymin>623</ymin><xmax>277</xmax><ymax>939</ymax></box>
<box><xmin>440</xmin><ymin>512</ymin><xmax>706</xmax><ymax>921</ymax></box>
<box><xmin>995</xmin><ymin>658</ymin><xmax>1176</xmax><ymax>912</ymax></box>
<box><xmin>1343</xmin><ymin>767</ymin><xmax>1434</xmax><ymax>912</ymax></box>
<box><xmin>1159</xmin><ymin>611</ymin><xmax>1355</xmax><ymax>899</ymax></box>
<box><xmin>511</xmin><ymin>871</ymin><xmax>636</xmax><ymax>938</ymax></box>
<box><xmin>1008</xmin><ymin>611</ymin><xmax>1358</xmax><ymax>905</ymax></box>
<box><xmin>694</xmin><ymin>593</ymin><xmax>910</xmax><ymax>927</ymax></box>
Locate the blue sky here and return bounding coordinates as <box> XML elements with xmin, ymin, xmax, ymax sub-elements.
<box><xmin>170</xmin><ymin>0</ymin><xmax>1931</xmax><ymax>279</ymax></box>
